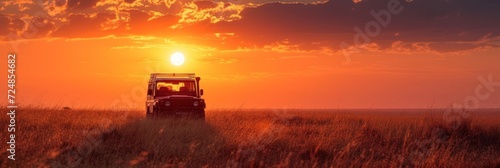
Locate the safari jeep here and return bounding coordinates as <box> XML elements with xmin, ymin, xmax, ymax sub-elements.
<box><xmin>146</xmin><ymin>73</ymin><xmax>206</xmax><ymax>119</ymax></box>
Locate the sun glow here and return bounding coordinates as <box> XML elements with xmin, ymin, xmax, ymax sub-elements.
<box><xmin>170</xmin><ymin>52</ymin><xmax>185</xmax><ymax>66</ymax></box>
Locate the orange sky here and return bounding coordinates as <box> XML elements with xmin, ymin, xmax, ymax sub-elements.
<box><xmin>1</xmin><ymin>0</ymin><xmax>500</xmax><ymax>109</ymax></box>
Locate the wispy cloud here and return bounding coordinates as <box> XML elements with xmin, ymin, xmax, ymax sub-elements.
<box><xmin>1</xmin><ymin>0</ymin><xmax>499</xmax><ymax>54</ymax></box>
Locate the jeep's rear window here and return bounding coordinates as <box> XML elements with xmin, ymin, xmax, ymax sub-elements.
<box><xmin>155</xmin><ymin>81</ymin><xmax>196</xmax><ymax>97</ymax></box>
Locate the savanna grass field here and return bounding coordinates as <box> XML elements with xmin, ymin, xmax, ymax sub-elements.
<box><xmin>1</xmin><ymin>107</ymin><xmax>499</xmax><ymax>167</ymax></box>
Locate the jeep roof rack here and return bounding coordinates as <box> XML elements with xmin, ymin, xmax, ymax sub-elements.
<box><xmin>149</xmin><ymin>73</ymin><xmax>196</xmax><ymax>83</ymax></box>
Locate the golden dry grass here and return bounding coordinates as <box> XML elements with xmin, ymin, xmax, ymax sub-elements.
<box><xmin>1</xmin><ymin>107</ymin><xmax>499</xmax><ymax>167</ymax></box>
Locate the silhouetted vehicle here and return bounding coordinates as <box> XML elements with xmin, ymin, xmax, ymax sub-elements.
<box><xmin>146</xmin><ymin>73</ymin><xmax>206</xmax><ymax>119</ymax></box>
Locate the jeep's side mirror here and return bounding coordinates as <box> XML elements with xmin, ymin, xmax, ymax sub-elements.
<box><xmin>200</xmin><ymin>89</ymin><xmax>204</xmax><ymax>96</ymax></box>
<box><xmin>147</xmin><ymin>89</ymin><xmax>153</xmax><ymax>95</ymax></box>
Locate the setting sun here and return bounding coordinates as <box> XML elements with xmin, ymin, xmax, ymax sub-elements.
<box><xmin>170</xmin><ymin>52</ymin><xmax>185</xmax><ymax>66</ymax></box>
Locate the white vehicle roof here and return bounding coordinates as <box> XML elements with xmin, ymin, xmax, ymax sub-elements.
<box><xmin>149</xmin><ymin>73</ymin><xmax>196</xmax><ymax>83</ymax></box>
<box><xmin>155</xmin><ymin>77</ymin><xmax>195</xmax><ymax>81</ymax></box>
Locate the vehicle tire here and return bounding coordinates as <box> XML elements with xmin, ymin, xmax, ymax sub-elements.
<box><xmin>147</xmin><ymin>109</ymin><xmax>159</xmax><ymax>119</ymax></box>
<box><xmin>146</xmin><ymin>107</ymin><xmax>155</xmax><ymax>119</ymax></box>
<box><xmin>146</xmin><ymin>112</ymin><xmax>153</xmax><ymax>119</ymax></box>
<box><xmin>197</xmin><ymin>110</ymin><xmax>205</xmax><ymax>120</ymax></box>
